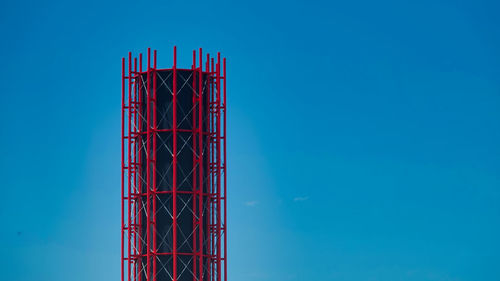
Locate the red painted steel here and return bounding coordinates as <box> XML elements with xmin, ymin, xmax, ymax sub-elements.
<box><xmin>222</xmin><ymin>57</ymin><xmax>227</xmax><ymax>281</ymax></box>
<box><xmin>128</xmin><ymin>52</ymin><xmax>133</xmax><ymax>281</ymax></box>
<box><xmin>121</xmin><ymin>57</ymin><xmax>125</xmax><ymax>281</ymax></box>
<box><xmin>146</xmin><ymin>47</ymin><xmax>152</xmax><ymax>281</ymax></box>
<box><xmin>122</xmin><ymin>47</ymin><xmax>227</xmax><ymax>281</ymax></box>
<box><xmin>172</xmin><ymin>46</ymin><xmax>178</xmax><ymax>281</ymax></box>
<box><xmin>197</xmin><ymin>48</ymin><xmax>204</xmax><ymax>281</ymax></box>
<box><xmin>191</xmin><ymin>50</ymin><xmax>197</xmax><ymax>281</ymax></box>
<box><xmin>152</xmin><ymin>49</ymin><xmax>158</xmax><ymax>281</ymax></box>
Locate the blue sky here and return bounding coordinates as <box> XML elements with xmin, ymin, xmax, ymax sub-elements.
<box><xmin>1</xmin><ymin>0</ymin><xmax>499</xmax><ymax>280</ymax></box>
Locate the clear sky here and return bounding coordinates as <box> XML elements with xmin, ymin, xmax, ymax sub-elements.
<box><xmin>0</xmin><ymin>0</ymin><xmax>499</xmax><ymax>280</ymax></box>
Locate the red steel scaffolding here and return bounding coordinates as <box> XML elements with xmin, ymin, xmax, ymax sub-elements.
<box><xmin>121</xmin><ymin>47</ymin><xmax>227</xmax><ymax>281</ymax></box>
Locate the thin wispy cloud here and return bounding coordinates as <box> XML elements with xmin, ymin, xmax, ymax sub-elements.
<box><xmin>244</xmin><ymin>200</ymin><xmax>259</xmax><ymax>207</ymax></box>
<box><xmin>293</xmin><ymin>196</ymin><xmax>309</xmax><ymax>202</ymax></box>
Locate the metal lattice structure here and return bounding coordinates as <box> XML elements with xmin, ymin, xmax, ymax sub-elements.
<box><xmin>122</xmin><ymin>47</ymin><xmax>227</xmax><ymax>281</ymax></box>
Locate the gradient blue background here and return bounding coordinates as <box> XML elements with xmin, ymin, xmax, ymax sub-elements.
<box><xmin>1</xmin><ymin>0</ymin><xmax>499</xmax><ymax>280</ymax></box>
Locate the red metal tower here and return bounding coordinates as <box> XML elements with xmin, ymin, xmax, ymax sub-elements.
<box><xmin>121</xmin><ymin>47</ymin><xmax>227</xmax><ymax>281</ymax></box>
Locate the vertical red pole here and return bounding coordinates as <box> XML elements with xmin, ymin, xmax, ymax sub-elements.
<box><xmin>191</xmin><ymin>49</ymin><xmax>198</xmax><ymax>281</ymax></box>
<box><xmin>146</xmin><ymin>47</ymin><xmax>152</xmax><ymax>281</ymax></box>
<box><xmin>206</xmin><ymin>54</ymin><xmax>210</xmax><ymax>74</ymax></box>
<box><xmin>133</xmin><ymin>56</ymin><xmax>139</xmax><ymax>281</ymax></box>
<box><xmin>128</xmin><ymin>52</ymin><xmax>133</xmax><ymax>281</ymax></box>
<box><xmin>172</xmin><ymin>45</ymin><xmax>178</xmax><ymax>281</ymax></box>
<box><xmin>216</xmin><ymin>52</ymin><xmax>222</xmax><ymax>281</ymax></box>
<box><xmin>152</xmin><ymin>49</ymin><xmax>158</xmax><ymax>281</ymax></box>
<box><xmin>210</xmin><ymin>56</ymin><xmax>215</xmax><ymax>281</ymax></box>
<box><xmin>121</xmin><ymin>57</ymin><xmax>126</xmax><ymax>281</ymax></box>
<box><xmin>154</xmin><ymin>50</ymin><xmax>157</xmax><ymax>69</ymax></box>
<box><xmin>138</xmin><ymin>53</ymin><xmax>143</xmax><ymax>281</ymax></box>
<box><xmin>222</xmin><ymin>57</ymin><xmax>227</xmax><ymax>281</ymax></box>
<box><xmin>198</xmin><ymin>48</ymin><xmax>204</xmax><ymax>281</ymax></box>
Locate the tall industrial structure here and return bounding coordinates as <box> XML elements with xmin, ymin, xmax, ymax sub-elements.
<box><xmin>122</xmin><ymin>47</ymin><xmax>227</xmax><ymax>281</ymax></box>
